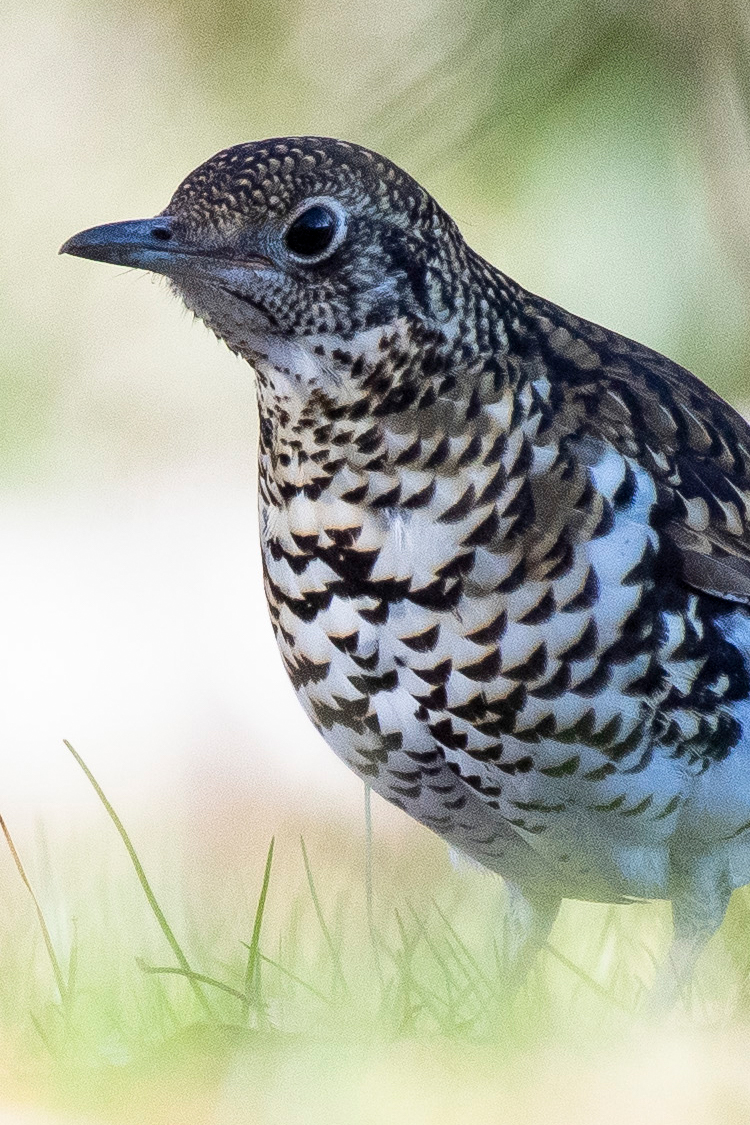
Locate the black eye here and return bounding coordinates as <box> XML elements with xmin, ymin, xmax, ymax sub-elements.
<box><xmin>285</xmin><ymin>205</ymin><xmax>339</xmax><ymax>258</ymax></box>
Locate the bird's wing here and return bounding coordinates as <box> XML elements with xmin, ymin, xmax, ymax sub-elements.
<box><xmin>531</xmin><ymin>298</ymin><xmax>750</xmax><ymax>607</ymax></box>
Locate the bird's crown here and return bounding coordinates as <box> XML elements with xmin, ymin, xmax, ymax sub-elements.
<box><xmin>165</xmin><ymin>136</ymin><xmax>440</xmax><ymax>232</ymax></box>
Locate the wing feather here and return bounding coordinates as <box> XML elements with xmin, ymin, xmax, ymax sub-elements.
<box><xmin>528</xmin><ymin>294</ymin><xmax>750</xmax><ymax>608</ymax></box>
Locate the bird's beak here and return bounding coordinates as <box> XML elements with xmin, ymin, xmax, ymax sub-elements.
<box><xmin>60</xmin><ymin>217</ymin><xmax>272</xmax><ymax>284</ymax></box>
<box><xmin>59</xmin><ymin>217</ymin><xmax>189</xmax><ymax>277</ymax></box>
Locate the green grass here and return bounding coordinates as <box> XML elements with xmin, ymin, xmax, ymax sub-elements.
<box><xmin>2</xmin><ymin>742</ymin><xmax>750</xmax><ymax>1124</ymax></box>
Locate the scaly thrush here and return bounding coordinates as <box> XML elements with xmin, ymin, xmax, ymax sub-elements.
<box><xmin>62</xmin><ymin>137</ymin><xmax>750</xmax><ymax>1001</ymax></box>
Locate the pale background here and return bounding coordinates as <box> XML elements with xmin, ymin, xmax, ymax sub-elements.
<box><xmin>2</xmin><ymin>3</ymin><xmax>750</xmax><ymax>1120</ymax></box>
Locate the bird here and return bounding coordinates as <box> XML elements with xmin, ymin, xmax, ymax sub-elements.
<box><xmin>61</xmin><ymin>136</ymin><xmax>750</xmax><ymax>1003</ymax></box>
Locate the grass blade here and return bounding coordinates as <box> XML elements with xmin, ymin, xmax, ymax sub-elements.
<box><xmin>137</xmin><ymin>960</ymin><xmax>247</xmax><ymax>1003</ymax></box>
<box><xmin>300</xmin><ymin>836</ymin><xmax>347</xmax><ymax>996</ymax></box>
<box><xmin>0</xmin><ymin>813</ymin><xmax>67</xmax><ymax>1010</ymax></box>
<box><xmin>364</xmin><ymin>784</ymin><xmax>384</xmax><ymax>986</ymax></box>
<box><xmin>30</xmin><ymin>1011</ymin><xmax>57</xmax><ymax>1057</ymax></box>
<box><xmin>63</xmin><ymin>740</ymin><xmax>213</xmax><ymax>1020</ymax></box>
<box><xmin>431</xmin><ymin>899</ymin><xmax>496</xmax><ymax>998</ymax></box>
<box><xmin>543</xmin><ymin>943</ymin><xmax>632</xmax><ymax>1012</ymax></box>
<box><xmin>243</xmin><ymin>836</ymin><xmax>275</xmax><ymax>1024</ymax></box>
<box><xmin>256</xmin><ymin>952</ymin><xmax>333</xmax><ymax>1006</ymax></box>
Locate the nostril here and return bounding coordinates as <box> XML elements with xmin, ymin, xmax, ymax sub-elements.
<box><xmin>151</xmin><ymin>226</ymin><xmax>172</xmax><ymax>241</ymax></box>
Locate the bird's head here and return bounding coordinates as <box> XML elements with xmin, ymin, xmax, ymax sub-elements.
<box><xmin>61</xmin><ymin>137</ymin><xmax>476</xmax><ymax>390</ymax></box>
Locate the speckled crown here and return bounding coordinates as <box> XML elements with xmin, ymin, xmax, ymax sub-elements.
<box><xmin>164</xmin><ymin>136</ymin><xmax>444</xmax><ymax>230</ymax></box>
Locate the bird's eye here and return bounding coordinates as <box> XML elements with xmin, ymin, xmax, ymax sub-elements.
<box><xmin>285</xmin><ymin>205</ymin><xmax>340</xmax><ymax>260</ymax></box>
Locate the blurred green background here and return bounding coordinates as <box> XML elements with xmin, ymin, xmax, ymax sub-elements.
<box><xmin>3</xmin><ymin>2</ymin><xmax>750</xmax><ymax>1122</ymax></box>
<box><xmin>2</xmin><ymin>0</ymin><xmax>750</xmax><ymax>487</ymax></box>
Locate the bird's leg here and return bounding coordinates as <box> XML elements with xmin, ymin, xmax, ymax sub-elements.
<box><xmin>646</xmin><ymin>864</ymin><xmax>732</xmax><ymax>1015</ymax></box>
<box><xmin>501</xmin><ymin>883</ymin><xmax>561</xmax><ymax>987</ymax></box>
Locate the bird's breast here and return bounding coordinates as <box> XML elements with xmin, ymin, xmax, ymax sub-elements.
<box><xmin>256</xmin><ymin>391</ymin><xmax>750</xmax><ymax>900</ymax></box>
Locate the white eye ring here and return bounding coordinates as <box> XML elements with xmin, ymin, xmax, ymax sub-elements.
<box><xmin>283</xmin><ymin>197</ymin><xmax>347</xmax><ymax>264</ymax></box>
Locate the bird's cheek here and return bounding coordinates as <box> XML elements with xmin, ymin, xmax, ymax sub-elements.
<box><xmin>170</xmin><ymin>278</ymin><xmax>255</xmax><ymax>351</ymax></box>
